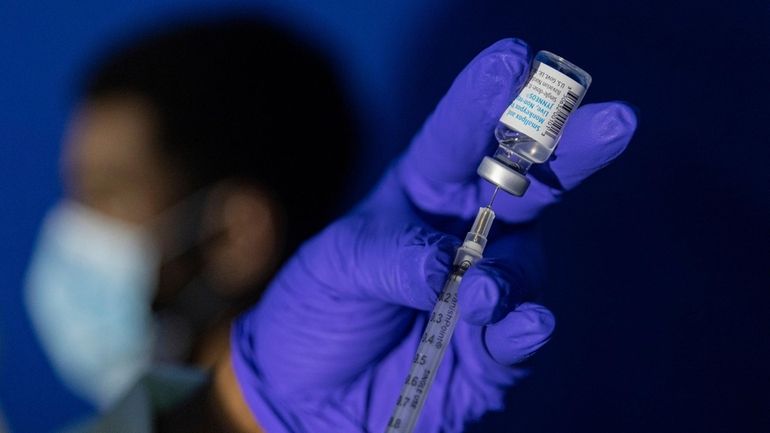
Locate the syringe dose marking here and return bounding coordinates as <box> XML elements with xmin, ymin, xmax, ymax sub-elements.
<box><xmin>387</xmin><ymin>271</ymin><xmax>463</xmax><ymax>431</ymax></box>
<box><xmin>386</xmin><ymin>208</ymin><xmax>494</xmax><ymax>433</ymax></box>
<box><xmin>429</xmin><ymin>271</ymin><xmax>463</xmax><ymax>348</ymax></box>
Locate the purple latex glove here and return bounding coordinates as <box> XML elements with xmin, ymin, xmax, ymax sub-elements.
<box><xmin>231</xmin><ymin>38</ymin><xmax>637</xmax><ymax>433</ymax></box>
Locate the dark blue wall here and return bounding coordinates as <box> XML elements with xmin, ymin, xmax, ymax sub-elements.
<box><xmin>1</xmin><ymin>0</ymin><xmax>768</xmax><ymax>432</ymax></box>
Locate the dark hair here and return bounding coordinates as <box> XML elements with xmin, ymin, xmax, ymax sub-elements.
<box><xmin>82</xmin><ymin>15</ymin><xmax>354</xmax><ymax>256</ymax></box>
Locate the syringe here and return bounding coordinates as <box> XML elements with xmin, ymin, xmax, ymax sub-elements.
<box><xmin>385</xmin><ymin>49</ymin><xmax>591</xmax><ymax>433</ymax></box>
<box><xmin>385</xmin><ymin>191</ymin><xmax>498</xmax><ymax>433</ymax></box>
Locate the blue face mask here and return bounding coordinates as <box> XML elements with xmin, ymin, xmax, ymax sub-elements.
<box><xmin>24</xmin><ymin>200</ymin><xmax>159</xmax><ymax>409</ymax></box>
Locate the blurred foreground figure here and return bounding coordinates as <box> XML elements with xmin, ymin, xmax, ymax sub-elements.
<box><xmin>24</xmin><ymin>16</ymin><xmax>353</xmax><ymax>411</ymax></box>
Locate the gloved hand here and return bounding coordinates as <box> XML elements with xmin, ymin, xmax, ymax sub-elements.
<box><xmin>231</xmin><ymin>38</ymin><xmax>637</xmax><ymax>433</ymax></box>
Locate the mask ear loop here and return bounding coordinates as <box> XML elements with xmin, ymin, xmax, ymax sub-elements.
<box><xmin>149</xmin><ymin>184</ymin><xmax>225</xmax><ymax>264</ymax></box>
<box><xmin>149</xmin><ymin>183</ymin><xmax>226</xmax><ymax>312</ymax></box>
<box><xmin>150</xmin><ymin>184</ymin><xmax>235</xmax><ymax>364</ymax></box>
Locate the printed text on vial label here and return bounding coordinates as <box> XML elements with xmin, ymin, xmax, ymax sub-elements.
<box><xmin>500</xmin><ymin>62</ymin><xmax>585</xmax><ymax>148</ymax></box>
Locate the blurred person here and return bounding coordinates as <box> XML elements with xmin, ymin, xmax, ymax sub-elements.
<box><xmin>23</xmin><ymin>16</ymin><xmax>354</xmax><ymax>411</ymax></box>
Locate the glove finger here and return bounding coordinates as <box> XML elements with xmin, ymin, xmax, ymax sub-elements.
<box><xmin>548</xmin><ymin>101</ymin><xmax>637</xmax><ymax>190</ymax></box>
<box><xmin>299</xmin><ymin>214</ymin><xmax>459</xmax><ymax>310</ymax></box>
<box><xmin>458</xmin><ymin>228</ymin><xmax>544</xmax><ymax>325</ymax></box>
<box><xmin>484</xmin><ymin>302</ymin><xmax>555</xmax><ymax>365</ymax></box>
<box><xmin>457</xmin><ymin>258</ymin><xmax>534</xmax><ymax>325</ymax></box>
<box><xmin>399</xmin><ymin>38</ymin><xmax>531</xmax><ymax>186</ymax></box>
<box><xmin>490</xmin><ymin>101</ymin><xmax>637</xmax><ymax>223</ymax></box>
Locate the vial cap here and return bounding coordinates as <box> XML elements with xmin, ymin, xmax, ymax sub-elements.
<box><xmin>477</xmin><ymin>156</ymin><xmax>530</xmax><ymax>197</ymax></box>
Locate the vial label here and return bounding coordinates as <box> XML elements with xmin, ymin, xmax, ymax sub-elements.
<box><xmin>499</xmin><ymin>62</ymin><xmax>586</xmax><ymax>147</ymax></box>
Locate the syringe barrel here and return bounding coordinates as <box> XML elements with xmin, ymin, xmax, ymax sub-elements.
<box><xmin>386</xmin><ymin>206</ymin><xmax>497</xmax><ymax>433</ymax></box>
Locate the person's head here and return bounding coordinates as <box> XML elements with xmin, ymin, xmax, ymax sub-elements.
<box><xmin>25</xmin><ymin>15</ymin><xmax>354</xmax><ymax>407</ymax></box>
<box><xmin>64</xmin><ymin>16</ymin><xmax>354</xmax><ymax>298</ymax></box>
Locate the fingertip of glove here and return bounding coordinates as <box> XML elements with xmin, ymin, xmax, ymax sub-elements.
<box><xmin>486</xmin><ymin>303</ymin><xmax>556</xmax><ymax>365</ymax></box>
<box><xmin>423</xmin><ymin>233</ymin><xmax>458</xmax><ymax>284</ymax></box>
<box><xmin>459</xmin><ymin>39</ymin><xmax>531</xmax><ymax>117</ymax></box>
<box><xmin>552</xmin><ymin>102</ymin><xmax>638</xmax><ymax>188</ymax></box>
<box><xmin>459</xmin><ymin>272</ymin><xmax>501</xmax><ymax>325</ymax></box>
<box><xmin>483</xmin><ymin>38</ymin><xmax>530</xmax><ymax>59</ymax></box>
<box><xmin>476</xmin><ymin>38</ymin><xmax>531</xmax><ymax>85</ymax></box>
<box><xmin>583</xmin><ymin>101</ymin><xmax>638</xmax><ymax>158</ymax></box>
<box><xmin>511</xmin><ymin>303</ymin><xmax>556</xmax><ymax>338</ymax></box>
<box><xmin>403</xmin><ymin>230</ymin><xmax>459</xmax><ymax>308</ymax></box>
<box><xmin>596</xmin><ymin>101</ymin><xmax>637</xmax><ymax>139</ymax></box>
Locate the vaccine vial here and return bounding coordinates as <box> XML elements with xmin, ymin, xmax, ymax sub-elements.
<box><xmin>477</xmin><ymin>50</ymin><xmax>591</xmax><ymax>196</ymax></box>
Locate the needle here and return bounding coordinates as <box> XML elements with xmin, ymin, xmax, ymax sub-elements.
<box><xmin>487</xmin><ymin>186</ymin><xmax>500</xmax><ymax>208</ymax></box>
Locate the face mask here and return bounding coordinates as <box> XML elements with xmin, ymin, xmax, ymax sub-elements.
<box><xmin>24</xmin><ymin>200</ymin><xmax>159</xmax><ymax>409</ymax></box>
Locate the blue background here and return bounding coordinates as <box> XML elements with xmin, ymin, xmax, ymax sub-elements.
<box><xmin>1</xmin><ymin>0</ymin><xmax>768</xmax><ymax>432</ymax></box>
